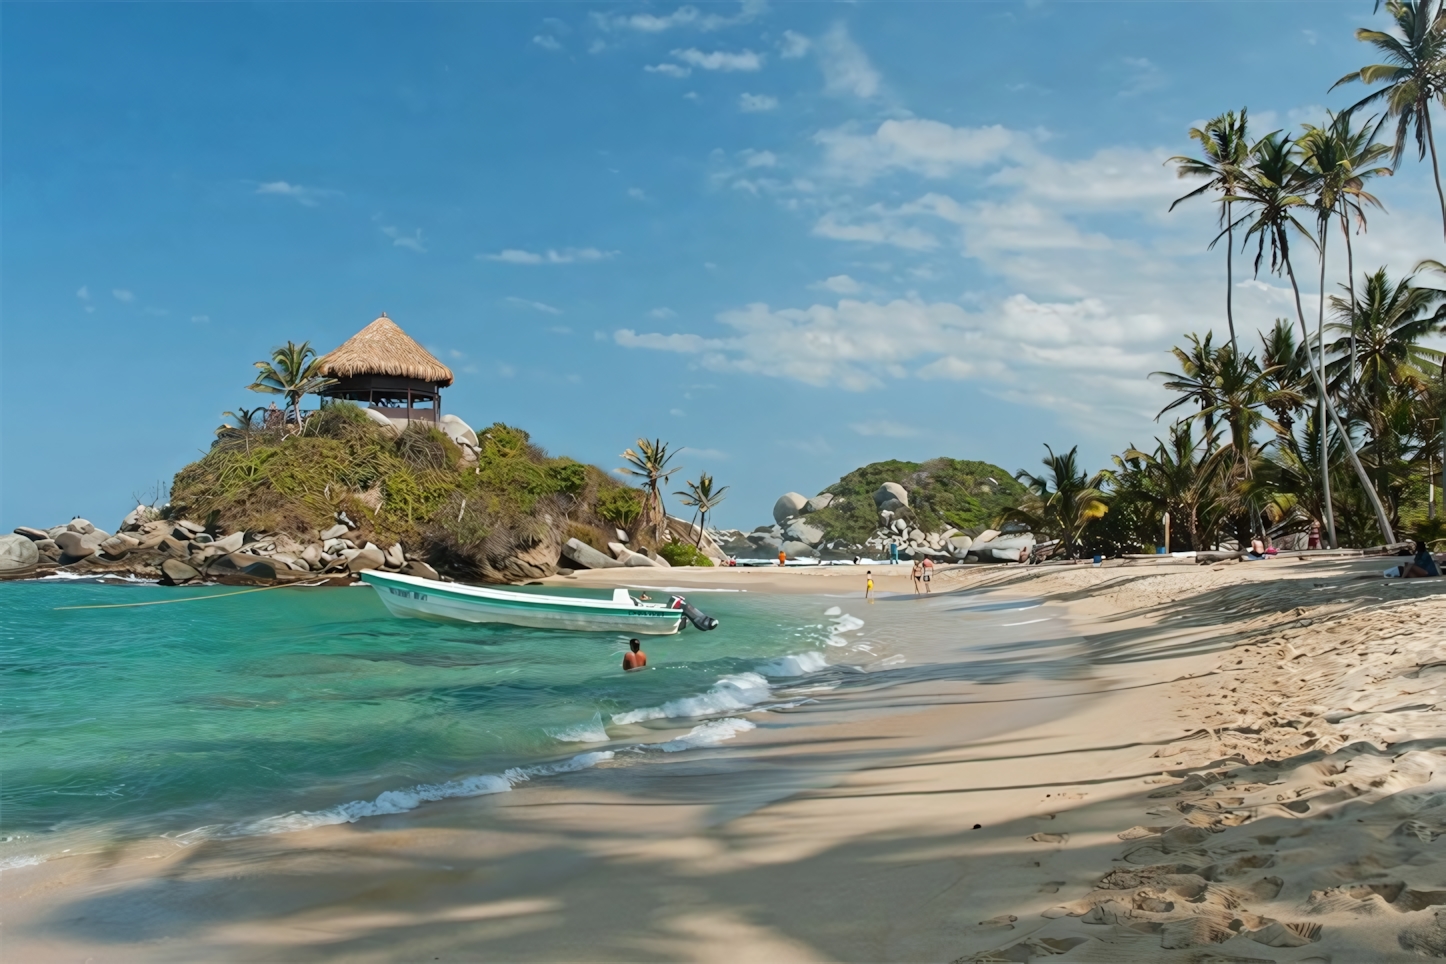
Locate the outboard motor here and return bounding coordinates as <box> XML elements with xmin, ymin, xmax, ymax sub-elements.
<box><xmin>670</xmin><ymin>595</ymin><xmax>720</xmax><ymax>631</ymax></box>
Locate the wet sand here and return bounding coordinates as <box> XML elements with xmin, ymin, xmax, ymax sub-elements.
<box><xmin>8</xmin><ymin>557</ymin><xmax>1446</xmax><ymax>961</ymax></box>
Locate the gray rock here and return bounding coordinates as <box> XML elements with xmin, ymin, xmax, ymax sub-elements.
<box><xmin>320</xmin><ymin>524</ymin><xmax>349</xmax><ymax>541</ymax></box>
<box><xmin>47</xmin><ymin>525</ymin><xmax>68</xmax><ymax>540</ymax></box>
<box><xmin>99</xmin><ymin>535</ymin><xmax>139</xmax><ymax>558</ymax></box>
<box><xmin>177</xmin><ymin>520</ymin><xmax>205</xmax><ymax>534</ymax></box>
<box><xmin>908</xmin><ymin>528</ymin><xmax>926</xmax><ymax>544</ymax></box>
<box><xmin>784</xmin><ymin>520</ymin><xmax>826</xmax><ymax>546</ymax></box>
<box><xmin>401</xmin><ymin>560</ymin><xmax>441</xmax><ymax>580</ymax></box>
<box><xmin>781</xmin><ymin>540</ymin><xmax>817</xmax><ymax>558</ymax></box>
<box><xmin>643</xmin><ymin>548</ymin><xmax>673</xmax><ymax>568</ymax></box>
<box><xmin>301</xmin><ymin>544</ymin><xmax>322</xmax><ymax>567</ymax></box>
<box><xmin>384</xmin><ymin>543</ymin><xmax>405</xmax><ymax>568</ymax></box>
<box><xmin>562</xmin><ymin>538</ymin><xmax>625</xmax><ymax>570</ymax></box>
<box><xmin>0</xmin><ymin>534</ymin><xmax>40</xmax><ymax>571</ymax></box>
<box><xmin>361</xmin><ymin>406</ymin><xmax>402</xmax><ymax>436</ymax></box>
<box><xmin>438</xmin><ymin>413</ymin><xmax>479</xmax><ymax>449</ymax></box>
<box><xmin>193</xmin><ymin>533</ymin><xmax>214</xmax><ymax>544</ymax></box>
<box><xmin>615</xmin><ymin>528</ymin><xmax>630</xmax><ymax>544</ymax></box>
<box><xmin>54</xmin><ymin>531</ymin><xmax>99</xmax><ymax>559</ymax></box>
<box><xmin>13</xmin><ymin>526</ymin><xmax>49</xmax><ymax>541</ymax></box>
<box><xmin>121</xmin><ymin>505</ymin><xmax>161</xmax><ymax>531</ymax></box>
<box><xmin>802</xmin><ymin>493</ymin><xmax>834</xmax><ymax>514</ymax></box>
<box><xmin>947</xmin><ymin>535</ymin><xmax>974</xmax><ymax>552</ymax></box>
<box><xmin>609</xmin><ymin>542</ymin><xmax>663</xmax><ymax>568</ymax></box>
<box><xmin>773</xmin><ymin>492</ymin><xmax>808</xmax><ymax>525</ymax></box>
<box><xmin>161</xmin><ymin>559</ymin><xmax>200</xmax><ymax>584</ymax></box>
<box><xmin>67</xmin><ymin>518</ymin><xmax>96</xmax><ymax>535</ymax></box>
<box><xmin>212</xmin><ymin>532</ymin><xmax>245</xmax><ymax>553</ymax></box>
<box><xmin>973</xmin><ymin>528</ymin><xmax>1001</xmax><ymax>546</ymax></box>
<box><xmin>323</xmin><ymin>539</ymin><xmax>346</xmax><ymax>554</ymax></box>
<box><xmin>878</xmin><ymin>498</ymin><xmax>906</xmax><ymax>514</ymax></box>
<box><xmin>874</xmin><ymin>483</ymin><xmax>908</xmax><ymax>508</ymax></box>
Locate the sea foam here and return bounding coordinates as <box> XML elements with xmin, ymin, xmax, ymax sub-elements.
<box><xmin>545</xmin><ymin>711</ymin><xmax>611</xmax><ymax>744</ymax></box>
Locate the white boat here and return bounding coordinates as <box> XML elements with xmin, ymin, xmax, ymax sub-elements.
<box><xmin>360</xmin><ymin>570</ymin><xmax>718</xmax><ymax>634</ymax></box>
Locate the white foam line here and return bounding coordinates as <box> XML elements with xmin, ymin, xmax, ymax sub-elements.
<box><xmin>622</xmin><ymin>585</ymin><xmax>745</xmax><ymax>593</ymax></box>
<box><xmin>1001</xmin><ymin>617</ymin><xmax>1052</xmax><ymax>627</ymax></box>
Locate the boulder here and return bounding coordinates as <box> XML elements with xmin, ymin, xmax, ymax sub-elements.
<box><xmin>438</xmin><ymin>414</ymin><xmax>480</xmax><ymax>449</ymax></box>
<box><xmin>0</xmin><ymin>534</ymin><xmax>40</xmax><ymax>571</ymax></box>
<box><xmin>482</xmin><ymin>532</ymin><xmax>562</xmax><ymax>583</ymax></box>
<box><xmin>46</xmin><ymin>525</ymin><xmax>68</xmax><ymax>540</ymax></box>
<box><xmin>609</xmin><ymin>542</ymin><xmax>663</xmax><ymax>568</ymax></box>
<box><xmin>781</xmin><ymin>540</ymin><xmax>817</xmax><ymax>558</ymax></box>
<box><xmin>803</xmin><ymin>493</ymin><xmax>834</xmax><ymax>514</ymax></box>
<box><xmin>192</xmin><ymin>533</ymin><xmax>213</xmax><ymax>544</ymax></box>
<box><xmin>563</xmin><ymin>538</ymin><xmax>626</xmax><ymax>570</ymax></box>
<box><xmin>401</xmin><ymin>560</ymin><xmax>441</xmax><ymax>580</ymax></box>
<box><xmin>67</xmin><ymin>518</ymin><xmax>96</xmax><ymax>535</ymax></box>
<box><xmin>155</xmin><ymin>536</ymin><xmax>190</xmax><ymax>556</ymax></box>
<box><xmin>947</xmin><ymin>535</ymin><xmax>974</xmax><ymax>553</ymax></box>
<box><xmin>99</xmin><ymin>534</ymin><xmax>139</xmax><ymax>559</ymax></box>
<box><xmin>974</xmin><ymin>528</ymin><xmax>1001</xmax><ymax>545</ymax></box>
<box><xmin>908</xmin><ymin>528</ymin><xmax>925</xmax><ymax>544</ymax></box>
<box><xmin>301</xmin><ymin>544</ymin><xmax>322</xmax><ymax>568</ymax></box>
<box><xmin>874</xmin><ymin>483</ymin><xmax>908</xmax><ymax>508</ymax></box>
<box><xmin>323</xmin><ymin>539</ymin><xmax>347</xmax><ymax>554</ymax></box>
<box><xmin>362</xmin><ymin>406</ymin><xmax>402</xmax><ymax>436</ymax></box>
<box><xmin>773</xmin><ymin>492</ymin><xmax>808</xmax><ymax>525</ymax></box>
<box><xmin>212</xmin><ymin>532</ymin><xmax>245</xmax><ymax>553</ymax></box>
<box><xmin>160</xmin><ymin>559</ymin><xmax>201</xmax><ymax>585</ymax></box>
<box><xmin>121</xmin><ymin>505</ymin><xmax>161</xmax><ymax>531</ymax></box>
<box><xmin>615</xmin><ymin>528</ymin><xmax>630</xmax><ymax>544</ymax></box>
<box><xmin>642</xmin><ymin>548</ymin><xmax>673</xmax><ymax>567</ymax></box>
<box><xmin>319</xmin><ymin>523</ymin><xmax>349</xmax><ymax>541</ymax></box>
<box><xmin>54</xmin><ymin>530</ymin><xmax>99</xmax><ymax>559</ymax></box>
<box><xmin>176</xmin><ymin>520</ymin><xmax>205</xmax><ymax>534</ymax></box>
<box><xmin>384</xmin><ymin>544</ymin><xmax>405</xmax><ymax>568</ymax></box>
<box><xmin>784</xmin><ymin>520</ymin><xmax>826</xmax><ymax>546</ymax></box>
<box><xmin>13</xmin><ymin>526</ymin><xmax>49</xmax><ymax>541</ymax></box>
<box><xmin>878</xmin><ymin>498</ymin><xmax>906</xmax><ymax>514</ymax></box>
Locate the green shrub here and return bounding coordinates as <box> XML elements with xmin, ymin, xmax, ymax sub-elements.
<box><xmin>596</xmin><ymin>487</ymin><xmax>644</xmax><ymax>528</ymax></box>
<box><xmin>658</xmin><ymin>541</ymin><xmax>713</xmax><ymax>567</ymax></box>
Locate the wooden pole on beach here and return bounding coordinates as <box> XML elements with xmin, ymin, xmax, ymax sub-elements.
<box><xmin>1163</xmin><ymin>511</ymin><xmax>1171</xmax><ymax>552</ymax></box>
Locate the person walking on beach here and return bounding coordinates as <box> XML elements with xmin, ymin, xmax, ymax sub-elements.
<box><xmin>911</xmin><ymin>558</ymin><xmax>923</xmax><ymax>593</ymax></box>
<box><xmin>922</xmin><ymin>556</ymin><xmax>934</xmax><ymax>592</ymax></box>
<box><xmin>889</xmin><ymin>540</ymin><xmax>899</xmax><ymax>564</ymax></box>
<box><xmin>864</xmin><ymin>570</ymin><xmax>874</xmax><ymax>601</ymax></box>
<box><xmin>623</xmin><ymin>639</ymin><xmax>647</xmax><ymax>671</ymax></box>
<box><xmin>777</xmin><ymin>549</ymin><xmax>786</xmax><ymax>566</ymax></box>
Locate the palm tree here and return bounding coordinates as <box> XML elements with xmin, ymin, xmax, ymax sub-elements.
<box><xmin>1008</xmin><ymin>445</ymin><xmax>1108</xmax><ymax>557</ymax></box>
<box><xmin>1259</xmin><ymin>319</ymin><xmax>1311</xmax><ymax>433</ymax></box>
<box><xmin>619</xmin><ymin>438</ymin><xmax>680</xmax><ymax>542</ymax></box>
<box><xmin>1154</xmin><ymin>331</ymin><xmax>1226</xmax><ymax>435</ymax></box>
<box><xmin>247</xmin><ymin>341</ymin><xmax>335</xmax><ymax>426</ymax></box>
<box><xmin>1333</xmin><ymin>0</ymin><xmax>1446</xmax><ymax>241</ymax></box>
<box><xmin>673</xmin><ymin>472</ymin><xmax>729</xmax><ymax>546</ymax></box>
<box><xmin>1168</xmin><ymin>109</ymin><xmax>1252</xmax><ymax>351</ymax></box>
<box><xmin>1117</xmin><ymin>421</ymin><xmax>1229</xmax><ymax>551</ymax></box>
<box><xmin>1228</xmin><ymin>130</ymin><xmax>1398</xmax><ymax>544</ymax></box>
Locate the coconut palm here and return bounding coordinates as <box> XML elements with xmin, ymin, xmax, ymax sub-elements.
<box><xmin>247</xmin><ymin>341</ymin><xmax>335</xmax><ymax>426</ymax></box>
<box><xmin>1227</xmin><ymin>130</ymin><xmax>1398</xmax><ymax>544</ymax></box>
<box><xmin>673</xmin><ymin>472</ymin><xmax>729</xmax><ymax>546</ymax></box>
<box><xmin>1168</xmin><ymin>109</ymin><xmax>1252</xmax><ymax>351</ymax></box>
<box><xmin>1333</xmin><ymin>0</ymin><xmax>1446</xmax><ymax>241</ymax></box>
<box><xmin>1117</xmin><ymin>422</ymin><xmax>1229</xmax><ymax>551</ymax></box>
<box><xmin>1008</xmin><ymin>445</ymin><xmax>1108</xmax><ymax>557</ymax></box>
<box><xmin>1154</xmin><ymin>331</ymin><xmax>1226</xmax><ymax>434</ymax></box>
<box><xmin>619</xmin><ymin>438</ymin><xmax>680</xmax><ymax>541</ymax></box>
<box><xmin>1259</xmin><ymin>319</ymin><xmax>1311</xmax><ymax>433</ymax></box>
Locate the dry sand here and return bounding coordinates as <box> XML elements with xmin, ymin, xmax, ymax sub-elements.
<box><xmin>7</xmin><ymin>557</ymin><xmax>1446</xmax><ymax>962</ymax></box>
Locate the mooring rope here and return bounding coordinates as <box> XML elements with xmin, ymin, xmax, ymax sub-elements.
<box><xmin>53</xmin><ymin>578</ymin><xmax>334</xmax><ymax>611</ymax></box>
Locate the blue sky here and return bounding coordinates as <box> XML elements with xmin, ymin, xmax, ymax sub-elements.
<box><xmin>3</xmin><ymin>1</ymin><xmax>1441</xmax><ymax>532</ymax></box>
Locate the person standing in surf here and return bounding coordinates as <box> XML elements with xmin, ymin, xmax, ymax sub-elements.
<box><xmin>623</xmin><ymin>639</ymin><xmax>647</xmax><ymax>671</ymax></box>
<box><xmin>865</xmin><ymin>570</ymin><xmax>874</xmax><ymax>601</ymax></box>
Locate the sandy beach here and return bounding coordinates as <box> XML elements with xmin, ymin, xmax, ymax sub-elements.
<box><xmin>7</xmin><ymin>557</ymin><xmax>1446</xmax><ymax>962</ymax></box>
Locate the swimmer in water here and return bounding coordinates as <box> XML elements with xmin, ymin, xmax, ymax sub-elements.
<box><xmin>623</xmin><ymin>638</ymin><xmax>647</xmax><ymax>671</ymax></box>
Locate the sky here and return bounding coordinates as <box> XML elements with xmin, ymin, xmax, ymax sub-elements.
<box><xmin>2</xmin><ymin>1</ymin><xmax>1442</xmax><ymax>533</ymax></box>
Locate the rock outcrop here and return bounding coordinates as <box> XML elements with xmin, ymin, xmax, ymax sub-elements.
<box><xmin>773</xmin><ymin>492</ymin><xmax>808</xmax><ymax>525</ymax></box>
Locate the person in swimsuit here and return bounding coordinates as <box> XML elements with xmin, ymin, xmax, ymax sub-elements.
<box><xmin>623</xmin><ymin>638</ymin><xmax>647</xmax><ymax>670</ymax></box>
<box><xmin>922</xmin><ymin>556</ymin><xmax>934</xmax><ymax>592</ymax></box>
<box><xmin>864</xmin><ymin>570</ymin><xmax>874</xmax><ymax>601</ymax></box>
<box><xmin>911</xmin><ymin>559</ymin><xmax>923</xmax><ymax>593</ymax></box>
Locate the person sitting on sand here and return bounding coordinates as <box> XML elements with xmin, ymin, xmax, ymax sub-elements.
<box><xmin>623</xmin><ymin>638</ymin><xmax>647</xmax><ymax>671</ymax></box>
<box><xmin>922</xmin><ymin>556</ymin><xmax>934</xmax><ymax>592</ymax></box>
<box><xmin>1403</xmin><ymin>541</ymin><xmax>1440</xmax><ymax>578</ymax></box>
<box><xmin>1246</xmin><ymin>538</ymin><xmax>1267</xmax><ymax>561</ymax></box>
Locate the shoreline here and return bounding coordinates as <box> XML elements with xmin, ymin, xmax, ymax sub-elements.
<box><xmin>6</xmin><ymin>560</ymin><xmax>1446</xmax><ymax>961</ymax></box>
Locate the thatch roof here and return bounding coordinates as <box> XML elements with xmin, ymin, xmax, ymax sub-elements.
<box><xmin>317</xmin><ymin>314</ymin><xmax>454</xmax><ymax>386</ymax></box>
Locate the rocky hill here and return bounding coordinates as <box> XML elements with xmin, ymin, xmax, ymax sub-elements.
<box><xmin>713</xmin><ymin>457</ymin><xmax>1034</xmax><ymax>562</ymax></box>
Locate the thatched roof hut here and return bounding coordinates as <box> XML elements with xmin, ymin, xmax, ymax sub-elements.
<box><xmin>317</xmin><ymin>313</ymin><xmax>453</xmax><ymax>421</ymax></box>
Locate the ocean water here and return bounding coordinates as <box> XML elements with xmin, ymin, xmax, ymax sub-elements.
<box><xmin>0</xmin><ymin>579</ymin><xmax>871</xmax><ymax>868</ymax></box>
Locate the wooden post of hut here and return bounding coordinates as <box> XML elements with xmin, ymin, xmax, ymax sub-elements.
<box><xmin>315</xmin><ymin>313</ymin><xmax>454</xmax><ymax>429</ymax></box>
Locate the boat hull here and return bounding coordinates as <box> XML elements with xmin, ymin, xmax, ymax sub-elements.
<box><xmin>361</xmin><ymin>571</ymin><xmax>685</xmax><ymax>634</ymax></box>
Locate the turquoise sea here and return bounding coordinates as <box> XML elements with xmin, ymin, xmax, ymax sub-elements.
<box><xmin>0</xmin><ymin>578</ymin><xmax>862</xmax><ymax>869</ymax></box>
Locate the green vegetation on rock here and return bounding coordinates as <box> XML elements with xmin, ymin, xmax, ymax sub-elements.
<box><xmin>803</xmin><ymin>458</ymin><xmax>1028</xmax><ymax>545</ymax></box>
<box><xmin>657</xmin><ymin>541</ymin><xmax>714</xmax><ymax>567</ymax></box>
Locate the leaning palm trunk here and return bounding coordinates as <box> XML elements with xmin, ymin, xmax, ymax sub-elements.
<box><xmin>1315</xmin><ymin>227</ymin><xmax>1339</xmax><ymax>549</ymax></box>
<box><xmin>1428</xmin><ymin>107</ymin><xmax>1446</xmax><ymax>244</ymax></box>
<box><xmin>1284</xmin><ymin>251</ymin><xmax>1395</xmax><ymax>544</ymax></box>
<box><xmin>1225</xmin><ymin>206</ymin><xmax>1237</xmax><ymax>352</ymax></box>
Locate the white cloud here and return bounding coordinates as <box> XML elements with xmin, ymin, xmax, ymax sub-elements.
<box><xmin>615</xmin><ymin>330</ymin><xmax>723</xmax><ymax>353</ymax></box>
<box><xmin>850</xmin><ymin>419</ymin><xmax>919</xmax><ymax>438</ymax></box>
<box><xmin>627</xmin><ymin>187</ymin><xmax>649</xmax><ymax>201</ymax></box>
<box><xmin>254</xmin><ymin>181</ymin><xmax>339</xmax><ymax>206</ymax></box>
<box><xmin>780</xmin><ymin>30</ymin><xmax>810</xmax><ymax>59</ymax></box>
<box><xmin>680</xmin><ymin>446</ymin><xmax>728</xmax><ymax>459</ymax></box>
<box><xmin>741</xmin><ymin>149</ymin><xmax>777</xmax><ymax>168</ymax></box>
<box><xmin>593</xmin><ymin>1</ymin><xmax>763</xmax><ymax>33</ymax></box>
<box><xmin>381</xmin><ymin>225</ymin><xmax>426</xmax><ymax>253</ymax></box>
<box><xmin>1118</xmin><ymin>56</ymin><xmax>1165</xmax><ymax>98</ymax></box>
<box><xmin>646</xmin><ymin>63</ymin><xmax>691</xmax><ymax>78</ymax></box>
<box><xmin>672</xmin><ymin>48</ymin><xmax>763</xmax><ymax>72</ymax></box>
<box><xmin>76</xmin><ymin>285</ymin><xmax>90</xmax><ymax>300</ymax></box>
<box><xmin>812</xmin><ymin>274</ymin><xmax>863</xmax><ymax>294</ymax></box>
<box><xmin>813</xmin><ymin>212</ymin><xmax>938</xmax><ymax>251</ymax></box>
<box><xmin>482</xmin><ymin>247</ymin><xmax>618</xmax><ymax>264</ymax></box>
<box><xmin>533</xmin><ymin>34</ymin><xmax>562</xmax><ymax>51</ymax></box>
<box><xmin>112</xmin><ymin>288</ymin><xmax>134</xmax><ymax>302</ymax></box>
<box><xmin>817</xmin><ymin>119</ymin><xmax>1034</xmax><ymax>182</ymax></box>
<box><xmin>817</xmin><ymin>23</ymin><xmax>880</xmax><ymax>99</ymax></box>
<box><xmin>650</xmin><ymin>307</ymin><xmax>677</xmax><ymax>319</ymax></box>
<box><xmin>739</xmin><ymin>93</ymin><xmax>779</xmax><ymax>112</ymax></box>
<box><xmin>504</xmin><ymin>296</ymin><xmax>563</xmax><ymax>315</ymax></box>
